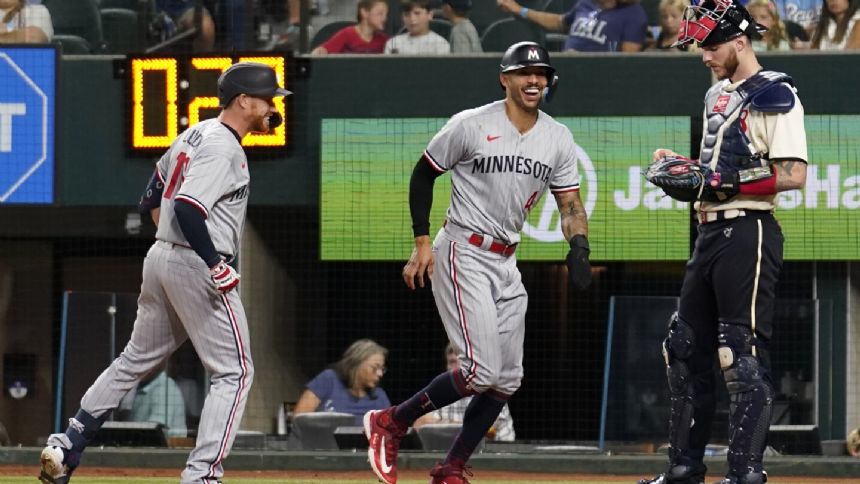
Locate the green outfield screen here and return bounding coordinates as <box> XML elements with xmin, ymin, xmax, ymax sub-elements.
<box><xmin>320</xmin><ymin>115</ymin><xmax>860</xmax><ymax>261</ymax></box>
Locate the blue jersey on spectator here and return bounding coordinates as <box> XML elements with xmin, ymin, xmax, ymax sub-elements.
<box><xmin>306</xmin><ymin>369</ymin><xmax>391</xmax><ymax>424</ymax></box>
<box><xmin>563</xmin><ymin>0</ymin><xmax>648</xmax><ymax>51</ymax></box>
<box><xmin>774</xmin><ymin>0</ymin><xmax>820</xmax><ymax>31</ymax></box>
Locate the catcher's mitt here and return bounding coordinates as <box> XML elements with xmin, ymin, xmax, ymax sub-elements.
<box><xmin>644</xmin><ymin>156</ymin><xmax>712</xmax><ymax>202</ymax></box>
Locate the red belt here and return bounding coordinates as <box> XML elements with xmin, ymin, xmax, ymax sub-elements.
<box><xmin>467</xmin><ymin>233</ymin><xmax>518</xmax><ymax>257</ymax></box>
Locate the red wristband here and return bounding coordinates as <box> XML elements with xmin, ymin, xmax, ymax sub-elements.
<box><xmin>740</xmin><ymin>170</ymin><xmax>777</xmax><ymax>195</ymax></box>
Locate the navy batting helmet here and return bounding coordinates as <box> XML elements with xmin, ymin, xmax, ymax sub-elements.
<box><xmin>675</xmin><ymin>0</ymin><xmax>766</xmax><ymax>47</ymax></box>
<box><xmin>499</xmin><ymin>42</ymin><xmax>559</xmax><ymax>101</ymax></box>
<box><xmin>217</xmin><ymin>62</ymin><xmax>292</xmax><ymax>108</ymax></box>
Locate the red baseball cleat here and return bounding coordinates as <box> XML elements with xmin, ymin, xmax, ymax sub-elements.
<box><xmin>429</xmin><ymin>461</ymin><xmax>473</xmax><ymax>484</ymax></box>
<box><xmin>364</xmin><ymin>408</ymin><xmax>406</xmax><ymax>484</ymax></box>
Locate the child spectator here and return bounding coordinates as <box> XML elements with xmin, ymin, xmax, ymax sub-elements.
<box><xmin>810</xmin><ymin>0</ymin><xmax>860</xmax><ymax>49</ymax></box>
<box><xmin>748</xmin><ymin>0</ymin><xmax>792</xmax><ymax>50</ymax></box>
<box><xmin>442</xmin><ymin>0</ymin><xmax>482</xmax><ymax>53</ymax></box>
<box><xmin>384</xmin><ymin>0</ymin><xmax>450</xmax><ymax>54</ymax></box>
<box><xmin>0</xmin><ymin>0</ymin><xmax>52</xmax><ymax>43</ymax></box>
<box><xmin>312</xmin><ymin>0</ymin><xmax>389</xmax><ymax>54</ymax></box>
<box><xmin>646</xmin><ymin>0</ymin><xmax>696</xmax><ymax>51</ymax></box>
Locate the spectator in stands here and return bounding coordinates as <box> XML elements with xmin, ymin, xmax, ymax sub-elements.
<box><xmin>312</xmin><ymin>0</ymin><xmax>389</xmax><ymax>54</ymax></box>
<box><xmin>154</xmin><ymin>0</ymin><xmax>216</xmax><ymax>51</ymax></box>
<box><xmin>748</xmin><ymin>0</ymin><xmax>792</xmax><ymax>50</ymax></box>
<box><xmin>810</xmin><ymin>0</ymin><xmax>860</xmax><ymax>49</ymax></box>
<box><xmin>293</xmin><ymin>339</ymin><xmax>391</xmax><ymax>425</ymax></box>
<box><xmin>645</xmin><ymin>0</ymin><xmax>697</xmax><ymax>51</ymax></box>
<box><xmin>497</xmin><ymin>0</ymin><xmax>648</xmax><ymax>51</ymax></box>
<box><xmin>117</xmin><ymin>361</ymin><xmax>187</xmax><ymax>439</ymax></box>
<box><xmin>774</xmin><ymin>0</ymin><xmax>821</xmax><ymax>36</ymax></box>
<box><xmin>128</xmin><ymin>369</ymin><xmax>188</xmax><ymax>438</ymax></box>
<box><xmin>0</xmin><ymin>0</ymin><xmax>52</xmax><ymax>43</ymax></box>
<box><xmin>442</xmin><ymin>0</ymin><xmax>482</xmax><ymax>53</ymax></box>
<box><xmin>414</xmin><ymin>343</ymin><xmax>515</xmax><ymax>441</ymax></box>
<box><xmin>384</xmin><ymin>0</ymin><xmax>450</xmax><ymax>54</ymax></box>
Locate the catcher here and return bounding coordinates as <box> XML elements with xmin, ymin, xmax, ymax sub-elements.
<box><xmin>640</xmin><ymin>0</ymin><xmax>808</xmax><ymax>483</ymax></box>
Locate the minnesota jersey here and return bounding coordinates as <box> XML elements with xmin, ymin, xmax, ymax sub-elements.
<box><xmin>155</xmin><ymin>118</ymin><xmax>250</xmax><ymax>258</ymax></box>
<box><xmin>424</xmin><ymin>100</ymin><xmax>580</xmax><ymax>244</ymax></box>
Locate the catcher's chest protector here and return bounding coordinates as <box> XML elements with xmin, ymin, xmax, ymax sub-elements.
<box><xmin>701</xmin><ymin>71</ymin><xmax>792</xmax><ymax>173</ymax></box>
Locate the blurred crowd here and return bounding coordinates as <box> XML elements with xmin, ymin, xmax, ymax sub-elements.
<box><xmin>2</xmin><ymin>0</ymin><xmax>857</xmax><ymax>54</ymax></box>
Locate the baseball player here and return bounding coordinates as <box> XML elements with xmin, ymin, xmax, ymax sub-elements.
<box><xmin>364</xmin><ymin>41</ymin><xmax>592</xmax><ymax>484</ymax></box>
<box><xmin>639</xmin><ymin>1</ymin><xmax>807</xmax><ymax>483</ymax></box>
<box><xmin>38</xmin><ymin>62</ymin><xmax>290</xmax><ymax>484</ymax></box>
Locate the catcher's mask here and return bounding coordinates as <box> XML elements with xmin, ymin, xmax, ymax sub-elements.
<box><xmin>499</xmin><ymin>41</ymin><xmax>559</xmax><ymax>102</ymax></box>
<box><xmin>675</xmin><ymin>0</ymin><xmax>766</xmax><ymax>47</ymax></box>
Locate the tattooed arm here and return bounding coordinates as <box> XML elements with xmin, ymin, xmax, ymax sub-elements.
<box><xmin>772</xmin><ymin>159</ymin><xmax>807</xmax><ymax>192</ymax></box>
<box><xmin>553</xmin><ymin>190</ymin><xmax>588</xmax><ymax>242</ymax></box>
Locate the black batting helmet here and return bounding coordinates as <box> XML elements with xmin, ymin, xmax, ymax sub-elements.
<box><xmin>499</xmin><ymin>42</ymin><xmax>559</xmax><ymax>101</ymax></box>
<box><xmin>500</xmin><ymin>41</ymin><xmax>555</xmax><ymax>80</ymax></box>
<box><xmin>675</xmin><ymin>0</ymin><xmax>766</xmax><ymax>47</ymax></box>
<box><xmin>217</xmin><ymin>62</ymin><xmax>292</xmax><ymax>108</ymax></box>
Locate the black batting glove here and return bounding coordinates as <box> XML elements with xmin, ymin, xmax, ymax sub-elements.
<box><xmin>566</xmin><ymin>234</ymin><xmax>591</xmax><ymax>291</ymax></box>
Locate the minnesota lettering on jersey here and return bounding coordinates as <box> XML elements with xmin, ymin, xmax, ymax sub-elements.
<box><xmin>471</xmin><ymin>155</ymin><xmax>553</xmax><ymax>183</ymax></box>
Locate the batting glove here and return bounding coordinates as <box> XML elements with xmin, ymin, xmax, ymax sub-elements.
<box><xmin>210</xmin><ymin>261</ymin><xmax>240</xmax><ymax>294</ymax></box>
<box><xmin>566</xmin><ymin>234</ymin><xmax>592</xmax><ymax>291</ymax></box>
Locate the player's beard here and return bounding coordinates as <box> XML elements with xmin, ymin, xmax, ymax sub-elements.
<box><xmin>715</xmin><ymin>49</ymin><xmax>739</xmax><ymax>80</ymax></box>
<box><xmin>250</xmin><ymin>113</ymin><xmax>270</xmax><ymax>134</ymax></box>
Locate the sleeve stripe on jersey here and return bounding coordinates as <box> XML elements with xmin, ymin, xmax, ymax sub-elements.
<box><xmin>175</xmin><ymin>194</ymin><xmax>209</xmax><ymax>218</ymax></box>
<box><xmin>156</xmin><ymin>169</ymin><xmax>166</xmax><ymax>184</ymax></box>
<box><xmin>550</xmin><ymin>184</ymin><xmax>580</xmax><ymax>193</ymax></box>
<box><xmin>423</xmin><ymin>150</ymin><xmax>447</xmax><ymax>173</ymax></box>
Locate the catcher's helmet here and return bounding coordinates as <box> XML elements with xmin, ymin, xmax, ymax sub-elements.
<box><xmin>676</xmin><ymin>0</ymin><xmax>766</xmax><ymax>47</ymax></box>
<box><xmin>499</xmin><ymin>42</ymin><xmax>559</xmax><ymax>101</ymax></box>
<box><xmin>218</xmin><ymin>62</ymin><xmax>292</xmax><ymax>108</ymax></box>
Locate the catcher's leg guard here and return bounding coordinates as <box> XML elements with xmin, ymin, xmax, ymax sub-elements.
<box><xmin>663</xmin><ymin>313</ymin><xmax>697</xmax><ymax>465</ymax></box>
<box><xmin>718</xmin><ymin>321</ymin><xmax>773</xmax><ymax>478</ymax></box>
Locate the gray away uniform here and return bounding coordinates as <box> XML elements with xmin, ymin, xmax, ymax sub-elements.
<box><xmin>64</xmin><ymin>118</ymin><xmax>254</xmax><ymax>483</ymax></box>
<box><xmin>424</xmin><ymin>100</ymin><xmax>580</xmax><ymax>395</ymax></box>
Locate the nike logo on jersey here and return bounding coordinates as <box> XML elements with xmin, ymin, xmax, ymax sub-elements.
<box><xmin>486</xmin><ymin>135</ymin><xmax>501</xmax><ymax>142</ymax></box>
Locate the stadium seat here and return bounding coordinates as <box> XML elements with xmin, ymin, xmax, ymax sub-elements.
<box><xmin>98</xmin><ymin>0</ymin><xmax>139</xmax><ymax>8</ymax></box>
<box><xmin>286</xmin><ymin>412</ymin><xmax>355</xmax><ymax>450</ymax></box>
<box><xmin>398</xmin><ymin>18</ymin><xmax>453</xmax><ymax>40</ymax></box>
<box><xmin>51</xmin><ymin>34</ymin><xmax>93</xmax><ymax>55</ymax></box>
<box><xmin>542</xmin><ymin>0</ymin><xmax>576</xmax><ymax>14</ymax></box>
<box><xmin>44</xmin><ymin>0</ymin><xmax>106</xmax><ymax>53</ymax></box>
<box><xmin>310</xmin><ymin>20</ymin><xmax>354</xmax><ymax>50</ymax></box>
<box><xmin>480</xmin><ymin>18</ymin><xmax>546</xmax><ymax>53</ymax></box>
<box><xmin>101</xmin><ymin>8</ymin><xmax>143</xmax><ymax>54</ymax></box>
<box><xmin>470</xmin><ymin>0</ymin><xmax>544</xmax><ymax>37</ymax></box>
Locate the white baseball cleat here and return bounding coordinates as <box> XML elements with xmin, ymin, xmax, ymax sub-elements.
<box><xmin>38</xmin><ymin>446</ymin><xmax>71</xmax><ymax>484</ymax></box>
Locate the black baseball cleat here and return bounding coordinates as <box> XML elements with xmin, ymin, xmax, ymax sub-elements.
<box><xmin>713</xmin><ymin>471</ymin><xmax>767</xmax><ymax>484</ymax></box>
<box><xmin>637</xmin><ymin>462</ymin><xmax>707</xmax><ymax>484</ymax></box>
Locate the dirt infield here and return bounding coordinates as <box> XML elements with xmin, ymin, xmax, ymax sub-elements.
<box><xmin>2</xmin><ymin>465</ymin><xmax>853</xmax><ymax>483</ymax></box>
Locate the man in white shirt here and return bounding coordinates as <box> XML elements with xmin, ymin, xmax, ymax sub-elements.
<box><xmin>385</xmin><ymin>0</ymin><xmax>450</xmax><ymax>54</ymax></box>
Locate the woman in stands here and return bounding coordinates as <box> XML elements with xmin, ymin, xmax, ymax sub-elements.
<box><xmin>293</xmin><ymin>339</ymin><xmax>391</xmax><ymax>425</ymax></box>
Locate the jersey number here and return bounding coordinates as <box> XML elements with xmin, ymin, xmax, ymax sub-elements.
<box><xmin>524</xmin><ymin>191</ymin><xmax>539</xmax><ymax>213</ymax></box>
<box><xmin>164</xmin><ymin>152</ymin><xmax>190</xmax><ymax>199</ymax></box>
